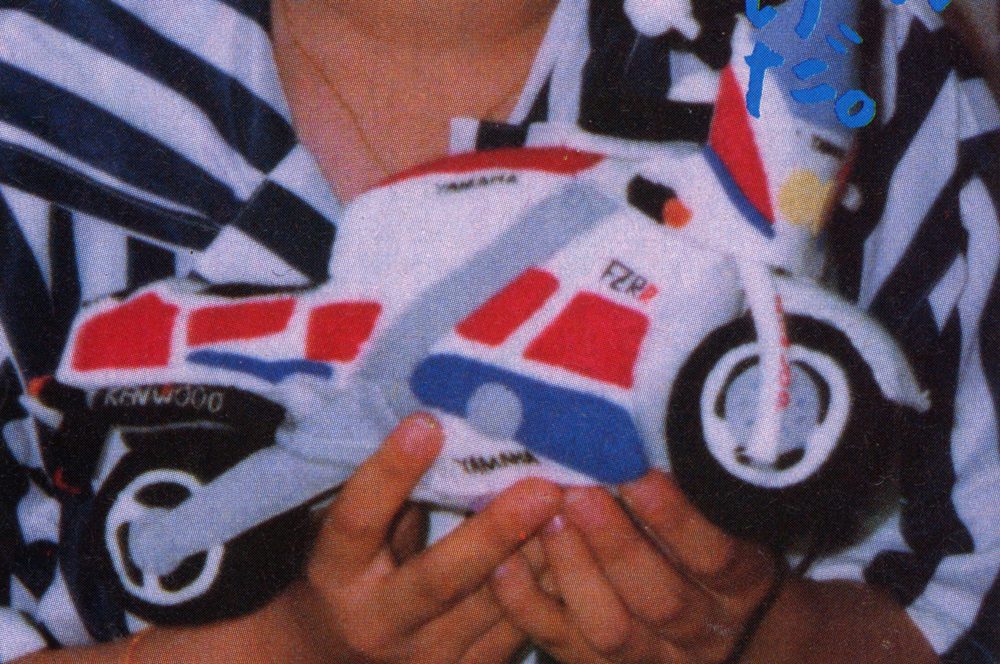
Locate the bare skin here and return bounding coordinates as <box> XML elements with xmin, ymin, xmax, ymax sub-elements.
<box><xmin>271</xmin><ymin>0</ymin><xmax>557</xmax><ymax>200</ymax></box>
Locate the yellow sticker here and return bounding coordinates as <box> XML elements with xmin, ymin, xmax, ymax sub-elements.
<box><xmin>778</xmin><ymin>169</ymin><xmax>835</xmax><ymax>234</ymax></box>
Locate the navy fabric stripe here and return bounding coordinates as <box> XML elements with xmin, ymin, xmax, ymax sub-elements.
<box><xmin>523</xmin><ymin>76</ymin><xmax>552</xmax><ymax>125</ymax></box>
<box><xmin>230</xmin><ymin>181</ymin><xmax>335</xmax><ymax>284</ymax></box>
<box><xmin>0</xmin><ymin>63</ymin><xmax>241</xmax><ymax>222</ymax></box>
<box><xmin>826</xmin><ymin>21</ymin><xmax>955</xmax><ymax>301</ymax></box>
<box><xmin>867</xmin><ymin>169</ymin><xmax>970</xmax><ymax>333</ymax></box>
<box><xmin>578</xmin><ymin>1</ymin><xmax>713</xmax><ymax>143</ymax></box>
<box><xmin>0</xmin><ymin>361</ymin><xmax>30</xmax><ymax>605</ymax></box>
<box><xmin>47</xmin><ymin>206</ymin><xmax>80</xmax><ymax>347</ymax></box>
<box><xmin>126</xmin><ymin>237</ymin><xmax>176</xmax><ymax>292</ymax></box>
<box><xmin>0</xmin><ymin>141</ymin><xmax>219</xmax><ymax>250</ymax></box>
<box><xmin>475</xmin><ymin>122</ymin><xmax>530</xmax><ymax>151</ymax></box>
<box><xmin>212</xmin><ymin>0</ymin><xmax>270</xmax><ymax>31</ymax></box>
<box><xmin>9</xmin><ymin>0</ymin><xmax>295</xmax><ymax>174</ymax></box>
<box><xmin>0</xmin><ymin>194</ymin><xmax>61</xmax><ymax>379</ymax></box>
<box><xmin>865</xmin><ymin>308</ymin><xmax>973</xmax><ymax>606</ymax></box>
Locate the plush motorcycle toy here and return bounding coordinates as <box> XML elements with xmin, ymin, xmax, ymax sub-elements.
<box><xmin>25</xmin><ymin>3</ymin><xmax>928</xmax><ymax>629</ymax></box>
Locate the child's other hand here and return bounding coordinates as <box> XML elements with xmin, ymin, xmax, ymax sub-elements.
<box><xmin>273</xmin><ymin>413</ymin><xmax>563</xmax><ymax>664</ymax></box>
<box><xmin>490</xmin><ymin>470</ymin><xmax>779</xmax><ymax>664</ymax></box>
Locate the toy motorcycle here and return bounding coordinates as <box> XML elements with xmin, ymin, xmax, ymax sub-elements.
<box><xmin>30</xmin><ymin>18</ymin><xmax>927</xmax><ymax>626</ymax></box>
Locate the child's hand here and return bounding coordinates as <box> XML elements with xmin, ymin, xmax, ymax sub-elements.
<box><xmin>275</xmin><ymin>413</ymin><xmax>563</xmax><ymax>664</ymax></box>
<box><xmin>490</xmin><ymin>471</ymin><xmax>780</xmax><ymax>664</ymax></box>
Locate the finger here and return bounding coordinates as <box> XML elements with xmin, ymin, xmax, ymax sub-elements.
<box><xmin>415</xmin><ymin>586</ymin><xmax>504</xmax><ymax>663</ymax></box>
<box><xmin>542</xmin><ymin>515</ymin><xmax>640</xmax><ymax>660</ymax></box>
<box><xmin>385</xmin><ymin>478</ymin><xmax>562</xmax><ymax>631</ymax></box>
<box><xmin>620</xmin><ymin>470</ymin><xmax>772</xmax><ymax>594</ymax></box>
<box><xmin>313</xmin><ymin>413</ymin><xmax>443</xmax><ymax>581</ymax></box>
<box><xmin>563</xmin><ymin>486</ymin><xmax>714</xmax><ymax>642</ymax></box>
<box><xmin>459</xmin><ymin>620</ymin><xmax>526</xmax><ymax>664</ymax></box>
<box><xmin>491</xmin><ymin>552</ymin><xmax>607</xmax><ymax>664</ymax></box>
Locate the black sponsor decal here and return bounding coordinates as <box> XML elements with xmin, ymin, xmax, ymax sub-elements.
<box><xmin>436</xmin><ymin>173</ymin><xmax>518</xmax><ymax>194</ymax></box>
<box><xmin>101</xmin><ymin>384</ymin><xmax>225</xmax><ymax>413</ymax></box>
<box><xmin>453</xmin><ymin>450</ymin><xmax>540</xmax><ymax>475</ymax></box>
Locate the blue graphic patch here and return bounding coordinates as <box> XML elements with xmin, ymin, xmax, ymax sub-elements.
<box><xmin>188</xmin><ymin>350</ymin><xmax>333</xmax><ymax>384</ymax></box>
<box><xmin>411</xmin><ymin>354</ymin><xmax>649</xmax><ymax>484</ymax></box>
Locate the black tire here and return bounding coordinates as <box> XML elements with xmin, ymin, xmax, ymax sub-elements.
<box><xmin>81</xmin><ymin>426</ymin><xmax>310</xmax><ymax>626</ymax></box>
<box><xmin>667</xmin><ymin>314</ymin><xmax>900</xmax><ymax>550</ymax></box>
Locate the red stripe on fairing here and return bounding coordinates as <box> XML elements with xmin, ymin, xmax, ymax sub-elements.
<box><xmin>458</xmin><ymin>269</ymin><xmax>560</xmax><ymax>347</ymax></box>
<box><xmin>72</xmin><ymin>293</ymin><xmax>179</xmax><ymax>370</ymax></box>
<box><xmin>709</xmin><ymin>67</ymin><xmax>775</xmax><ymax>224</ymax></box>
<box><xmin>524</xmin><ymin>292</ymin><xmax>649</xmax><ymax>390</ymax></box>
<box><xmin>187</xmin><ymin>299</ymin><xmax>295</xmax><ymax>346</ymax></box>
<box><xmin>306</xmin><ymin>302</ymin><xmax>382</xmax><ymax>362</ymax></box>
<box><xmin>380</xmin><ymin>147</ymin><xmax>605</xmax><ymax>186</ymax></box>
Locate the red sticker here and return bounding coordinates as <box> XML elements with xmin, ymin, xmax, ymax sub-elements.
<box><xmin>187</xmin><ymin>299</ymin><xmax>295</xmax><ymax>346</ymax></box>
<box><xmin>525</xmin><ymin>293</ymin><xmax>649</xmax><ymax>389</ymax></box>
<box><xmin>306</xmin><ymin>302</ymin><xmax>382</xmax><ymax>362</ymax></box>
<box><xmin>458</xmin><ymin>269</ymin><xmax>560</xmax><ymax>347</ymax></box>
<box><xmin>72</xmin><ymin>293</ymin><xmax>178</xmax><ymax>371</ymax></box>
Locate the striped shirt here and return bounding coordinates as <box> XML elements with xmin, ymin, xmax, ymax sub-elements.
<box><xmin>0</xmin><ymin>0</ymin><xmax>998</xmax><ymax>661</ymax></box>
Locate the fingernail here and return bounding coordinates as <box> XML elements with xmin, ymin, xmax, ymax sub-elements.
<box><xmin>544</xmin><ymin>514</ymin><xmax>565</xmax><ymax>535</ymax></box>
<box><xmin>399</xmin><ymin>412</ymin><xmax>441</xmax><ymax>455</ymax></box>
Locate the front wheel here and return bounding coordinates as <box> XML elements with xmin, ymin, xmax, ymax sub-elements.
<box><xmin>667</xmin><ymin>314</ymin><xmax>898</xmax><ymax>550</ymax></box>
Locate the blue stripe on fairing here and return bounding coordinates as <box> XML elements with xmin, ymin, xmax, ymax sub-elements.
<box><xmin>188</xmin><ymin>350</ymin><xmax>333</xmax><ymax>384</ymax></box>
<box><xmin>411</xmin><ymin>354</ymin><xmax>649</xmax><ymax>484</ymax></box>
<box><xmin>703</xmin><ymin>145</ymin><xmax>776</xmax><ymax>239</ymax></box>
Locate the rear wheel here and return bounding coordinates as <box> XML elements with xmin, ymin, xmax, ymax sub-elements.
<box><xmin>83</xmin><ymin>429</ymin><xmax>310</xmax><ymax>625</ymax></box>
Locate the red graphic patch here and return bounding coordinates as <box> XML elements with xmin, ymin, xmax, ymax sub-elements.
<box><xmin>458</xmin><ymin>269</ymin><xmax>560</xmax><ymax>347</ymax></box>
<box><xmin>524</xmin><ymin>293</ymin><xmax>649</xmax><ymax>389</ymax></box>
<box><xmin>381</xmin><ymin>147</ymin><xmax>605</xmax><ymax>187</ymax></box>
<box><xmin>306</xmin><ymin>302</ymin><xmax>382</xmax><ymax>362</ymax></box>
<box><xmin>187</xmin><ymin>299</ymin><xmax>296</xmax><ymax>346</ymax></box>
<box><xmin>72</xmin><ymin>293</ymin><xmax>179</xmax><ymax>371</ymax></box>
<box><xmin>709</xmin><ymin>66</ymin><xmax>775</xmax><ymax>224</ymax></box>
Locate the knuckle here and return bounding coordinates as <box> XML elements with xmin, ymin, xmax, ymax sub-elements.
<box><xmin>640</xmin><ymin>597</ymin><xmax>683</xmax><ymax>632</ymax></box>
<box><xmin>412</xmin><ymin>566</ymin><xmax>462</xmax><ymax>607</ymax></box>
<box><xmin>587</xmin><ymin>616</ymin><xmax>633</xmax><ymax>657</ymax></box>
<box><xmin>691</xmin><ymin>540</ymin><xmax>736</xmax><ymax>578</ymax></box>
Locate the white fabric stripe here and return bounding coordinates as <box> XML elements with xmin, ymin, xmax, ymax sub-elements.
<box><xmin>858</xmin><ymin>71</ymin><xmax>960</xmax><ymax>309</ymax></box>
<box><xmin>15</xmin><ymin>482</ymin><xmax>59</xmax><ymax>546</ymax></box>
<box><xmin>109</xmin><ymin>0</ymin><xmax>291</xmax><ymax>120</ymax></box>
<box><xmin>0</xmin><ymin>121</ymin><xmax>207</xmax><ymax>220</ymax></box>
<box><xmin>958</xmin><ymin>78</ymin><xmax>1000</xmax><ymax>139</ymax></box>
<box><xmin>0</xmin><ymin>608</ymin><xmax>47</xmax><ymax>663</ymax></box>
<box><xmin>194</xmin><ymin>225</ymin><xmax>308</xmax><ymax>287</ymax></box>
<box><xmin>508</xmin><ymin>0</ymin><xmax>571</xmax><ymax>124</ymax></box>
<box><xmin>878</xmin><ymin>2</ymin><xmax>916</xmax><ymax>126</ymax></box>
<box><xmin>546</xmin><ymin>0</ymin><xmax>589</xmax><ymax>124</ymax></box>
<box><xmin>928</xmin><ymin>256</ymin><xmax>967</xmax><ymax>331</ymax></box>
<box><xmin>73</xmin><ymin>212</ymin><xmax>130</xmax><ymax>304</ymax></box>
<box><xmin>0</xmin><ymin>12</ymin><xmax>264</xmax><ymax>201</ymax></box>
<box><xmin>36</xmin><ymin>566</ymin><xmax>92</xmax><ymax>648</ymax></box>
<box><xmin>1</xmin><ymin>186</ymin><xmax>52</xmax><ymax>291</ymax></box>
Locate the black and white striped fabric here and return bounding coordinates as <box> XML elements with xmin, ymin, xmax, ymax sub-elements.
<box><xmin>0</xmin><ymin>0</ymin><xmax>997</xmax><ymax>661</ymax></box>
